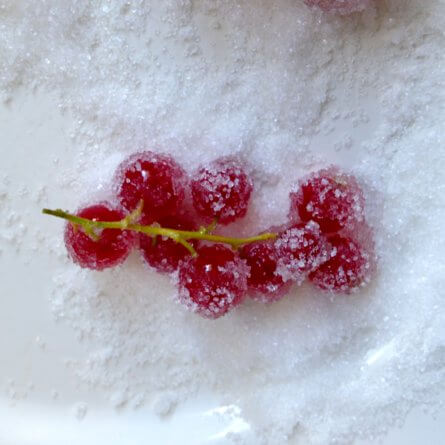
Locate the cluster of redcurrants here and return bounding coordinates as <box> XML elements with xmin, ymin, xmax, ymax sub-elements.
<box><xmin>63</xmin><ymin>151</ymin><xmax>373</xmax><ymax>319</ymax></box>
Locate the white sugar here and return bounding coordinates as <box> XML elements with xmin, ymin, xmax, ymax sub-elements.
<box><xmin>1</xmin><ymin>1</ymin><xmax>445</xmax><ymax>444</ymax></box>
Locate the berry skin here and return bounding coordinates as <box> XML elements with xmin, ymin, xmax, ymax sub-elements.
<box><xmin>290</xmin><ymin>167</ymin><xmax>364</xmax><ymax>234</ymax></box>
<box><xmin>191</xmin><ymin>157</ymin><xmax>253</xmax><ymax>225</ymax></box>
<box><xmin>240</xmin><ymin>241</ymin><xmax>290</xmax><ymax>303</ymax></box>
<box><xmin>274</xmin><ymin>221</ymin><xmax>331</xmax><ymax>283</ymax></box>
<box><xmin>64</xmin><ymin>203</ymin><xmax>134</xmax><ymax>271</ymax></box>
<box><xmin>139</xmin><ymin>213</ymin><xmax>198</xmax><ymax>274</ymax></box>
<box><xmin>115</xmin><ymin>151</ymin><xmax>187</xmax><ymax>224</ymax></box>
<box><xmin>178</xmin><ymin>244</ymin><xmax>249</xmax><ymax>319</ymax></box>
<box><xmin>304</xmin><ymin>0</ymin><xmax>372</xmax><ymax>15</ymax></box>
<box><xmin>309</xmin><ymin>234</ymin><xmax>370</xmax><ymax>293</ymax></box>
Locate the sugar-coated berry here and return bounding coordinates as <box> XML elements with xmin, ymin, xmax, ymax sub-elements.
<box><xmin>290</xmin><ymin>167</ymin><xmax>364</xmax><ymax>234</ymax></box>
<box><xmin>191</xmin><ymin>157</ymin><xmax>253</xmax><ymax>225</ymax></box>
<box><xmin>139</xmin><ymin>213</ymin><xmax>198</xmax><ymax>274</ymax></box>
<box><xmin>304</xmin><ymin>0</ymin><xmax>372</xmax><ymax>15</ymax></box>
<box><xmin>309</xmin><ymin>234</ymin><xmax>370</xmax><ymax>292</ymax></box>
<box><xmin>64</xmin><ymin>203</ymin><xmax>134</xmax><ymax>271</ymax></box>
<box><xmin>240</xmin><ymin>241</ymin><xmax>290</xmax><ymax>303</ymax></box>
<box><xmin>178</xmin><ymin>244</ymin><xmax>249</xmax><ymax>319</ymax></box>
<box><xmin>274</xmin><ymin>221</ymin><xmax>331</xmax><ymax>283</ymax></box>
<box><xmin>115</xmin><ymin>151</ymin><xmax>187</xmax><ymax>224</ymax></box>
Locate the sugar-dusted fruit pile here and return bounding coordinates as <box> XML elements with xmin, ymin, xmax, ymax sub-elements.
<box><xmin>1</xmin><ymin>1</ymin><xmax>445</xmax><ymax>444</ymax></box>
<box><xmin>45</xmin><ymin>152</ymin><xmax>373</xmax><ymax>319</ymax></box>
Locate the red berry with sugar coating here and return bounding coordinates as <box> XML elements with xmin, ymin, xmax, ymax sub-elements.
<box><xmin>240</xmin><ymin>241</ymin><xmax>290</xmax><ymax>303</ymax></box>
<box><xmin>139</xmin><ymin>213</ymin><xmax>198</xmax><ymax>274</ymax></box>
<box><xmin>274</xmin><ymin>221</ymin><xmax>331</xmax><ymax>284</ymax></box>
<box><xmin>290</xmin><ymin>167</ymin><xmax>364</xmax><ymax>234</ymax></box>
<box><xmin>191</xmin><ymin>157</ymin><xmax>253</xmax><ymax>225</ymax></box>
<box><xmin>64</xmin><ymin>203</ymin><xmax>134</xmax><ymax>270</ymax></box>
<box><xmin>178</xmin><ymin>244</ymin><xmax>249</xmax><ymax>319</ymax></box>
<box><xmin>115</xmin><ymin>151</ymin><xmax>187</xmax><ymax>224</ymax></box>
<box><xmin>309</xmin><ymin>234</ymin><xmax>370</xmax><ymax>292</ymax></box>
<box><xmin>304</xmin><ymin>0</ymin><xmax>372</xmax><ymax>15</ymax></box>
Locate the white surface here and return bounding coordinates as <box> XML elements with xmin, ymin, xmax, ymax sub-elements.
<box><xmin>2</xmin><ymin>400</ymin><xmax>445</xmax><ymax>445</ymax></box>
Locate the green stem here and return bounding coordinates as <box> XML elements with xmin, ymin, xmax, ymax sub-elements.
<box><xmin>42</xmin><ymin>208</ymin><xmax>277</xmax><ymax>257</ymax></box>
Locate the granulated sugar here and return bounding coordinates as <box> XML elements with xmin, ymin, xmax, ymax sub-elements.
<box><xmin>1</xmin><ymin>0</ymin><xmax>445</xmax><ymax>443</ymax></box>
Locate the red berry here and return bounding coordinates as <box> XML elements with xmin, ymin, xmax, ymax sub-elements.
<box><xmin>64</xmin><ymin>203</ymin><xmax>134</xmax><ymax>270</ymax></box>
<box><xmin>274</xmin><ymin>221</ymin><xmax>331</xmax><ymax>283</ymax></box>
<box><xmin>178</xmin><ymin>244</ymin><xmax>249</xmax><ymax>319</ymax></box>
<box><xmin>191</xmin><ymin>157</ymin><xmax>253</xmax><ymax>225</ymax></box>
<box><xmin>304</xmin><ymin>0</ymin><xmax>371</xmax><ymax>15</ymax></box>
<box><xmin>240</xmin><ymin>241</ymin><xmax>290</xmax><ymax>303</ymax></box>
<box><xmin>139</xmin><ymin>213</ymin><xmax>198</xmax><ymax>274</ymax></box>
<box><xmin>290</xmin><ymin>167</ymin><xmax>364</xmax><ymax>234</ymax></box>
<box><xmin>115</xmin><ymin>151</ymin><xmax>187</xmax><ymax>224</ymax></box>
<box><xmin>309</xmin><ymin>234</ymin><xmax>370</xmax><ymax>293</ymax></box>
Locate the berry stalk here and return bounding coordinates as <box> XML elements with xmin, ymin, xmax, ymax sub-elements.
<box><xmin>42</xmin><ymin>206</ymin><xmax>277</xmax><ymax>257</ymax></box>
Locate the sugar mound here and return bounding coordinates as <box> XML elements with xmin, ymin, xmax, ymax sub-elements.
<box><xmin>1</xmin><ymin>1</ymin><xmax>445</xmax><ymax>444</ymax></box>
